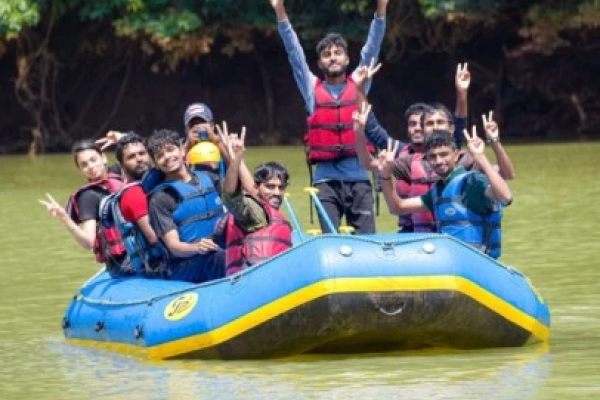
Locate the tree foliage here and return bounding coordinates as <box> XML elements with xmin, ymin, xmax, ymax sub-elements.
<box><xmin>0</xmin><ymin>0</ymin><xmax>598</xmax><ymax>153</ymax></box>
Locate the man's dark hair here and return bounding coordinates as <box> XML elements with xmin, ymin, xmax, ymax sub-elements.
<box><xmin>72</xmin><ymin>139</ymin><xmax>102</xmax><ymax>165</ymax></box>
<box><xmin>404</xmin><ymin>103</ymin><xmax>432</xmax><ymax>120</ymax></box>
<box><xmin>422</xmin><ymin>103</ymin><xmax>453</xmax><ymax>126</ymax></box>
<box><xmin>254</xmin><ymin>162</ymin><xmax>290</xmax><ymax>187</ymax></box>
<box><xmin>316</xmin><ymin>33</ymin><xmax>348</xmax><ymax>56</ymax></box>
<box><xmin>424</xmin><ymin>130</ymin><xmax>456</xmax><ymax>152</ymax></box>
<box><xmin>147</xmin><ymin>129</ymin><xmax>181</xmax><ymax>160</ymax></box>
<box><xmin>115</xmin><ymin>132</ymin><xmax>145</xmax><ymax>164</ymax></box>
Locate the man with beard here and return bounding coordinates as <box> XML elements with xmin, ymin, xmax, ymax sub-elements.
<box><xmin>95</xmin><ymin>132</ymin><xmax>162</xmax><ymax>277</ymax></box>
<box><xmin>377</xmin><ymin>129</ymin><xmax>512</xmax><ymax>259</ymax></box>
<box><xmin>145</xmin><ymin>129</ymin><xmax>225</xmax><ymax>283</ymax></box>
<box><xmin>214</xmin><ymin>130</ymin><xmax>293</xmax><ymax>276</ymax></box>
<box><xmin>270</xmin><ymin>0</ymin><xmax>389</xmax><ymax>234</ymax></box>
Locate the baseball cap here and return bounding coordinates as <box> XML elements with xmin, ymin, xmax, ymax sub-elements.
<box><xmin>188</xmin><ymin>141</ymin><xmax>221</xmax><ymax>165</ymax></box>
<box><xmin>184</xmin><ymin>103</ymin><xmax>213</xmax><ymax>127</ymax></box>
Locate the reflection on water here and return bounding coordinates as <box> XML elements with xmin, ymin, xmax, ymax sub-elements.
<box><xmin>49</xmin><ymin>341</ymin><xmax>551</xmax><ymax>400</ymax></box>
<box><xmin>1</xmin><ymin>144</ymin><xmax>600</xmax><ymax>399</ymax></box>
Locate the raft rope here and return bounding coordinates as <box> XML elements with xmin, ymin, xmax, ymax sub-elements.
<box><xmin>74</xmin><ymin>234</ymin><xmax>523</xmax><ymax>307</ymax></box>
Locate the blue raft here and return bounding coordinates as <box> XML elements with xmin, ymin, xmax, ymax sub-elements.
<box><xmin>62</xmin><ymin>233</ymin><xmax>550</xmax><ymax>360</ymax></box>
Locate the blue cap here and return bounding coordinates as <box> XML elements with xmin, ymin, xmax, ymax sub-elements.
<box><xmin>184</xmin><ymin>103</ymin><xmax>213</xmax><ymax>126</ymax></box>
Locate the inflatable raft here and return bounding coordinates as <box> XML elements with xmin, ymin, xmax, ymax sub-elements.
<box><xmin>62</xmin><ymin>232</ymin><xmax>550</xmax><ymax>360</ymax></box>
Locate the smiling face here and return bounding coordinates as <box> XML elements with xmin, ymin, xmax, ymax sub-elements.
<box><xmin>121</xmin><ymin>142</ymin><xmax>152</xmax><ymax>181</ymax></box>
<box><xmin>256</xmin><ymin>177</ymin><xmax>286</xmax><ymax>209</ymax></box>
<box><xmin>426</xmin><ymin>145</ymin><xmax>459</xmax><ymax>178</ymax></box>
<box><xmin>153</xmin><ymin>143</ymin><xmax>186</xmax><ymax>175</ymax></box>
<box><xmin>407</xmin><ymin>113</ymin><xmax>424</xmax><ymax>144</ymax></box>
<box><xmin>423</xmin><ymin>110</ymin><xmax>453</xmax><ymax>135</ymax></box>
<box><xmin>75</xmin><ymin>149</ymin><xmax>107</xmax><ymax>182</ymax></box>
<box><xmin>318</xmin><ymin>44</ymin><xmax>349</xmax><ymax>78</ymax></box>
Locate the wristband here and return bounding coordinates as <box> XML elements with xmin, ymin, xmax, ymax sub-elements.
<box><xmin>486</xmin><ymin>137</ymin><xmax>500</xmax><ymax>144</ymax></box>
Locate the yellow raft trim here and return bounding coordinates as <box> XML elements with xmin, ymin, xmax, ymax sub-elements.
<box><xmin>66</xmin><ymin>275</ymin><xmax>550</xmax><ymax>359</ymax></box>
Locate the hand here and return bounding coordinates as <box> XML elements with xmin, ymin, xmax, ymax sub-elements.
<box><xmin>463</xmin><ymin>126</ymin><xmax>485</xmax><ymax>156</ymax></box>
<box><xmin>455</xmin><ymin>62</ymin><xmax>471</xmax><ymax>93</ymax></box>
<box><xmin>352</xmin><ymin>102</ymin><xmax>372</xmax><ymax>132</ymax></box>
<box><xmin>376</xmin><ymin>138</ymin><xmax>400</xmax><ymax>178</ymax></box>
<box><xmin>196</xmin><ymin>238</ymin><xmax>220</xmax><ymax>254</ymax></box>
<box><xmin>38</xmin><ymin>193</ymin><xmax>69</xmax><ymax>222</ymax></box>
<box><xmin>269</xmin><ymin>0</ymin><xmax>284</xmax><ymax>9</ymax></box>
<box><xmin>482</xmin><ymin>111</ymin><xmax>499</xmax><ymax>141</ymax></box>
<box><xmin>95</xmin><ymin>130</ymin><xmax>124</xmax><ymax>151</ymax></box>
<box><xmin>354</xmin><ymin>58</ymin><xmax>382</xmax><ymax>89</ymax></box>
<box><xmin>216</xmin><ymin>122</ymin><xmax>246</xmax><ymax>162</ymax></box>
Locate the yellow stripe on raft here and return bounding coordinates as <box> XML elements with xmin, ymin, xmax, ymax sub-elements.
<box><xmin>67</xmin><ymin>276</ymin><xmax>550</xmax><ymax>360</ymax></box>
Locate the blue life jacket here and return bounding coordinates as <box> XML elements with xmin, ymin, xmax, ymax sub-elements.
<box><xmin>431</xmin><ymin>171</ymin><xmax>502</xmax><ymax>259</ymax></box>
<box><xmin>99</xmin><ymin>182</ymin><xmax>166</xmax><ymax>277</ymax></box>
<box><xmin>147</xmin><ymin>170</ymin><xmax>224</xmax><ymax>264</ymax></box>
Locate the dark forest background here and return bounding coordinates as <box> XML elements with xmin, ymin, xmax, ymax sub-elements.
<box><xmin>1</xmin><ymin>0</ymin><xmax>598</xmax><ymax>154</ymax></box>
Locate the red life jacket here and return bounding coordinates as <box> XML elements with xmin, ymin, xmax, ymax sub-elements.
<box><xmin>407</xmin><ymin>152</ymin><xmax>438</xmax><ymax>232</ymax></box>
<box><xmin>224</xmin><ymin>196</ymin><xmax>293</xmax><ymax>276</ymax></box>
<box><xmin>396</xmin><ymin>145</ymin><xmax>416</xmax><ymax>231</ymax></box>
<box><xmin>66</xmin><ymin>173</ymin><xmax>126</xmax><ymax>263</ymax></box>
<box><xmin>305</xmin><ymin>77</ymin><xmax>374</xmax><ymax>163</ymax></box>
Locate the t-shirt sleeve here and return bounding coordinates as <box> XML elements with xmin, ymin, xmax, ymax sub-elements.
<box><xmin>420</xmin><ymin>188</ymin><xmax>434</xmax><ymax>212</ymax></box>
<box><xmin>148</xmin><ymin>191</ymin><xmax>178</xmax><ymax>239</ymax></box>
<box><xmin>120</xmin><ymin>185</ymin><xmax>149</xmax><ymax>222</ymax></box>
<box><xmin>463</xmin><ymin>173</ymin><xmax>495</xmax><ymax>214</ymax></box>
<box><xmin>76</xmin><ymin>189</ymin><xmax>103</xmax><ymax>223</ymax></box>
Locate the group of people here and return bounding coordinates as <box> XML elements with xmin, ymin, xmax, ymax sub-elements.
<box><xmin>40</xmin><ymin>0</ymin><xmax>516</xmax><ymax>285</ymax></box>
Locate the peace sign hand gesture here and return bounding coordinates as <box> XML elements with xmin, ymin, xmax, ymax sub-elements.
<box><xmin>482</xmin><ymin>110</ymin><xmax>499</xmax><ymax>141</ymax></box>
<box><xmin>38</xmin><ymin>193</ymin><xmax>69</xmax><ymax>222</ymax></box>
<box><xmin>95</xmin><ymin>130</ymin><xmax>125</xmax><ymax>151</ymax></box>
<box><xmin>377</xmin><ymin>138</ymin><xmax>400</xmax><ymax>178</ymax></box>
<box><xmin>352</xmin><ymin>102</ymin><xmax>372</xmax><ymax>132</ymax></box>
<box><xmin>354</xmin><ymin>58</ymin><xmax>382</xmax><ymax>89</ymax></box>
<box><xmin>463</xmin><ymin>126</ymin><xmax>485</xmax><ymax>156</ymax></box>
<box><xmin>455</xmin><ymin>62</ymin><xmax>471</xmax><ymax>93</ymax></box>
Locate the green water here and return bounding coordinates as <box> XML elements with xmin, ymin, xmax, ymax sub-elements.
<box><xmin>1</xmin><ymin>144</ymin><xmax>599</xmax><ymax>399</ymax></box>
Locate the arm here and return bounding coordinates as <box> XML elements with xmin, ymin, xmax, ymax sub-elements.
<box><xmin>464</xmin><ymin>127</ymin><xmax>512</xmax><ymax>205</ymax></box>
<box><xmin>482</xmin><ymin>111</ymin><xmax>515</xmax><ymax>180</ymax></box>
<box><xmin>39</xmin><ymin>193</ymin><xmax>97</xmax><ymax>250</ymax></box>
<box><xmin>353</xmin><ymin>102</ymin><xmax>380</xmax><ymax>172</ymax></box>
<box><xmin>162</xmin><ymin>229</ymin><xmax>219</xmax><ymax>258</ymax></box>
<box><xmin>271</xmin><ymin>0</ymin><xmax>317</xmax><ymax>112</ymax></box>
<box><xmin>136</xmin><ymin>215</ymin><xmax>158</xmax><ymax>245</ymax></box>
<box><xmin>376</xmin><ymin>143</ymin><xmax>428</xmax><ymax>215</ymax></box>
<box><xmin>354</xmin><ymin>62</ymin><xmax>406</xmax><ymax>152</ymax></box>
<box><xmin>72</xmin><ymin>219</ymin><xmax>97</xmax><ymax>250</ymax></box>
<box><xmin>455</xmin><ymin>63</ymin><xmax>470</xmax><ymax>118</ymax></box>
<box><xmin>351</xmin><ymin>0</ymin><xmax>388</xmax><ymax>93</ymax></box>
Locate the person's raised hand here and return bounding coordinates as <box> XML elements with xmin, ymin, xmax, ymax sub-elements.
<box><xmin>377</xmin><ymin>138</ymin><xmax>400</xmax><ymax>178</ymax></box>
<box><xmin>355</xmin><ymin>58</ymin><xmax>382</xmax><ymax>89</ymax></box>
<box><xmin>464</xmin><ymin>125</ymin><xmax>485</xmax><ymax>156</ymax></box>
<box><xmin>482</xmin><ymin>111</ymin><xmax>499</xmax><ymax>141</ymax></box>
<box><xmin>38</xmin><ymin>193</ymin><xmax>69</xmax><ymax>222</ymax></box>
<box><xmin>352</xmin><ymin>102</ymin><xmax>372</xmax><ymax>131</ymax></box>
<box><xmin>455</xmin><ymin>62</ymin><xmax>471</xmax><ymax>93</ymax></box>
<box><xmin>95</xmin><ymin>130</ymin><xmax>124</xmax><ymax>151</ymax></box>
<box><xmin>269</xmin><ymin>0</ymin><xmax>284</xmax><ymax>9</ymax></box>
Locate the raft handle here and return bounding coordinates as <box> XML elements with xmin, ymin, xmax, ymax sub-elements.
<box><xmin>61</xmin><ymin>318</ymin><xmax>69</xmax><ymax>330</ymax></box>
<box><xmin>229</xmin><ymin>273</ymin><xmax>243</xmax><ymax>285</ymax></box>
<box><xmin>95</xmin><ymin>321</ymin><xmax>105</xmax><ymax>332</ymax></box>
<box><xmin>134</xmin><ymin>326</ymin><xmax>143</xmax><ymax>339</ymax></box>
<box><xmin>375</xmin><ymin>301</ymin><xmax>406</xmax><ymax>316</ymax></box>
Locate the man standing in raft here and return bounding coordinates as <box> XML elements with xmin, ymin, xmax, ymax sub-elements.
<box><xmin>269</xmin><ymin>0</ymin><xmax>389</xmax><ymax>234</ymax></box>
